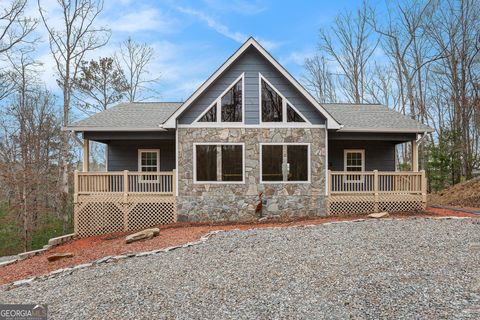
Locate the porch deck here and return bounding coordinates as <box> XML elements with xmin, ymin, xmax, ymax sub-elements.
<box><xmin>73</xmin><ymin>170</ymin><xmax>176</xmax><ymax>237</ymax></box>
<box><xmin>327</xmin><ymin>170</ymin><xmax>427</xmax><ymax>215</ymax></box>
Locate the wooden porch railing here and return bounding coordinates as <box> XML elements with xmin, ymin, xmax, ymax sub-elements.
<box><xmin>327</xmin><ymin>170</ymin><xmax>427</xmax><ymax>215</ymax></box>
<box><xmin>74</xmin><ymin>170</ymin><xmax>175</xmax><ymax>196</ymax></box>
<box><xmin>73</xmin><ymin>170</ymin><xmax>176</xmax><ymax>237</ymax></box>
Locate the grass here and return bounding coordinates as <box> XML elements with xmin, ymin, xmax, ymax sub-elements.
<box><xmin>0</xmin><ymin>203</ymin><xmax>73</xmax><ymax>256</ymax></box>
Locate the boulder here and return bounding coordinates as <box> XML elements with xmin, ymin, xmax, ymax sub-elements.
<box><xmin>367</xmin><ymin>212</ymin><xmax>390</xmax><ymax>218</ymax></box>
<box><xmin>125</xmin><ymin>228</ymin><xmax>160</xmax><ymax>244</ymax></box>
<box><xmin>47</xmin><ymin>252</ymin><xmax>74</xmax><ymax>262</ymax></box>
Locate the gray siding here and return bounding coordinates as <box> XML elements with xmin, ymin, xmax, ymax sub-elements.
<box><xmin>108</xmin><ymin>140</ymin><xmax>175</xmax><ymax>171</ymax></box>
<box><xmin>328</xmin><ymin>140</ymin><xmax>396</xmax><ymax>171</ymax></box>
<box><xmin>179</xmin><ymin>47</ymin><xmax>326</xmax><ymax>125</ymax></box>
<box><xmin>329</xmin><ymin>131</ymin><xmax>416</xmax><ymax>142</ymax></box>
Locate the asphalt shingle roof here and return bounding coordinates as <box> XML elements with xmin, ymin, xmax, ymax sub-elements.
<box><xmin>322</xmin><ymin>103</ymin><xmax>433</xmax><ymax>133</ymax></box>
<box><xmin>68</xmin><ymin>101</ymin><xmax>432</xmax><ymax>133</ymax></box>
<box><xmin>68</xmin><ymin>102</ymin><xmax>182</xmax><ymax>130</ymax></box>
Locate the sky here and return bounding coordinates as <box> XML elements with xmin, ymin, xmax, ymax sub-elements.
<box><xmin>30</xmin><ymin>0</ymin><xmax>373</xmax><ymax>103</ymax></box>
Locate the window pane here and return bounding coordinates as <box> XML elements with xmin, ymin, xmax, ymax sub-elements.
<box><xmin>286</xmin><ymin>104</ymin><xmax>305</xmax><ymax>122</ymax></box>
<box><xmin>261</xmin><ymin>80</ymin><xmax>283</xmax><ymax>122</ymax></box>
<box><xmin>262</xmin><ymin>145</ymin><xmax>283</xmax><ymax>181</ymax></box>
<box><xmin>287</xmin><ymin>145</ymin><xmax>308</xmax><ymax>181</ymax></box>
<box><xmin>196</xmin><ymin>145</ymin><xmax>217</xmax><ymax>181</ymax></box>
<box><xmin>221</xmin><ymin>145</ymin><xmax>242</xmax><ymax>181</ymax></box>
<box><xmin>221</xmin><ymin>80</ymin><xmax>242</xmax><ymax>122</ymax></box>
<box><xmin>199</xmin><ymin>105</ymin><xmax>217</xmax><ymax>122</ymax></box>
<box><xmin>141</xmin><ymin>152</ymin><xmax>157</xmax><ymax>172</ymax></box>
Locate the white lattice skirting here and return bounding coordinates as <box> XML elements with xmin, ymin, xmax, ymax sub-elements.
<box><xmin>74</xmin><ymin>194</ymin><xmax>176</xmax><ymax>237</ymax></box>
<box><xmin>327</xmin><ymin>194</ymin><xmax>425</xmax><ymax>216</ymax></box>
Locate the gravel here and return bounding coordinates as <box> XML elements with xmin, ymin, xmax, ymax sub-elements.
<box><xmin>1</xmin><ymin>218</ymin><xmax>479</xmax><ymax>319</ymax></box>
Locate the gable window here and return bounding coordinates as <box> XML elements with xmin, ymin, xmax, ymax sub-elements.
<box><xmin>260</xmin><ymin>143</ymin><xmax>310</xmax><ymax>183</ymax></box>
<box><xmin>194</xmin><ymin>143</ymin><xmax>244</xmax><ymax>183</ymax></box>
<box><xmin>344</xmin><ymin>149</ymin><xmax>365</xmax><ymax>172</ymax></box>
<box><xmin>260</xmin><ymin>74</ymin><xmax>308</xmax><ymax>124</ymax></box>
<box><xmin>138</xmin><ymin>149</ymin><xmax>160</xmax><ymax>173</ymax></box>
<box><xmin>196</xmin><ymin>74</ymin><xmax>244</xmax><ymax>124</ymax></box>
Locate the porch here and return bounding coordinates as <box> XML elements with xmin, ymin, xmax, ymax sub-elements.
<box><xmin>73</xmin><ymin>170</ymin><xmax>176</xmax><ymax>237</ymax></box>
<box><xmin>327</xmin><ymin>170</ymin><xmax>427</xmax><ymax>215</ymax></box>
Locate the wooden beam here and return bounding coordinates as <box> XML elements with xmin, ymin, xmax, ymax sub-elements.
<box><xmin>412</xmin><ymin>140</ymin><xmax>418</xmax><ymax>171</ymax></box>
<box><xmin>83</xmin><ymin>139</ymin><xmax>90</xmax><ymax>172</ymax></box>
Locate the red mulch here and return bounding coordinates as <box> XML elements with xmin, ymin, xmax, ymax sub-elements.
<box><xmin>425</xmin><ymin>206</ymin><xmax>480</xmax><ymax>218</ymax></box>
<box><xmin>0</xmin><ymin>210</ymin><xmax>477</xmax><ymax>286</ymax></box>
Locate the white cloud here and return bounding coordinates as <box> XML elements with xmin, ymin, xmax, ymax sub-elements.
<box><xmin>176</xmin><ymin>6</ymin><xmax>280</xmax><ymax>51</ymax></box>
<box><xmin>101</xmin><ymin>8</ymin><xmax>177</xmax><ymax>33</ymax></box>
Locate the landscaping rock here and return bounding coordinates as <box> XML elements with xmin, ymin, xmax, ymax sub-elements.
<box><xmin>368</xmin><ymin>212</ymin><xmax>389</xmax><ymax>218</ymax></box>
<box><xmin>125</xmin><ymin>228</ymin><xmax>160</xmax><ymax>244</ymax></box>
<box><xmin>47</xmin><ymin>253</ymin><xmax>74</xmax><ymax>262</ymax></box>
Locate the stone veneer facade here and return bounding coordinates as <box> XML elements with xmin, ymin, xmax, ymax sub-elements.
<box><xmin>177</xmin><ymin>127</ymin><xmax>326</xmax><ymax>222</ymax></box>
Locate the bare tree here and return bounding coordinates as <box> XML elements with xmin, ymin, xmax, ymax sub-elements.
<box><xmin>427</xmin><ymin>0</ymin><xmax>480</xmax><ymax>179</ymax></box>
<box><xmin>0</xmin><ymin>47</ymin><xmax>60</xmax><ymax>251</ymax></box>
<box><xmin>115</xmin><ymin>37</ymin><xmax>160</xmax><ymax>102</ymax></box>
<box><xmin>38</xmin><ymin>0</ymin><xmax>110</xmax><ymax>232</ymax></box>
<box><xmin>0</xmin><ymin>0</ymin><xmax>37</xmax><ymax>54</ymax></box>
<box><xmin>318</xmin><ymin>2</ymin><xmax>378</xmax><ymax>103</ymax></box>
<box><xmin>302</xmin><ymin>55</ymin><xmax>337</xmax><ymax>103</ymax></box>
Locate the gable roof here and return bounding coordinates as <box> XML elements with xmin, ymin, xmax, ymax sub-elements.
<box><xmin>323</xmin><ymin>103</ymin><xmax>433</xmax><ymax>133</ymax></box>
<box><xmin>162</xmin><ymin>37</ymin><xmax>342</xmax><ymax>129</ymax></box>
<box><xmin>67</xmin><ymin>102</ymin><xmax>182</xmax><ymax>131</ymax></box>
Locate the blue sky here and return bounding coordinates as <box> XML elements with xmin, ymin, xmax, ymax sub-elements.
<box><xmin>33</xmin><ymin>0</ymin><xmax>373</xmax><ymax>103</ymax></box>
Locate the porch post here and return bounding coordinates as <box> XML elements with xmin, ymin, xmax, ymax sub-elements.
<box><xmin>411</xmin><ymin>139</ymin><xmax>418</xmax><ymax>171</ymax></box>
<box><xmin>83</xmin><ymin>138</ymin><xmax>90</xmax><ymax>172</ymax></box>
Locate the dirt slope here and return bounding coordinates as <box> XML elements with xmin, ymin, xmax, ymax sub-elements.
<box><xmin>429</xmin><ymin>177</ymin><xmax>480</xmax><ymax>208</ymax></box>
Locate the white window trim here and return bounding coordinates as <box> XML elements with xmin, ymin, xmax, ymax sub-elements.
<box><xmin>138</xmin><ymin>149</ymin><xmax>160</xmax><ymax>172</ymax></box>
<box><xmin>193</xmin><ymin>142</ymin><xmax>246</xmax><ymax>184</ymax></box>
<box><xmin>344</xmin><ymin>149</ymin><xmax>365</xmax><ymax>183</ymax></box>
<box><xmin>193</xmin><ymin>73</ymin><xmax>245</xmax><ymax>126</ymax></box>
<box><xmin>258</xmin><ymin>73</ymin><xmax>311</xmax><ymax>126</ymax></box>
<box><xmin>343</xmin><ymin>149</ymin><xmax>365</xmax><ymax>172</ymax></box>
<box><xmin>259</xmin><ymin>142</ymin><xmax>311</xmax><ymax>184</ymax></box>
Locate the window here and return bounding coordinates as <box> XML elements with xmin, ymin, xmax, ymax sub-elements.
<box><xmin>261</xmin><ymin>80</ymin><xmax>283</xmax><ymax>122</ymax></box>
<box><xmin>194</xmin><ymin>143</ymin><xmax>244</xmax><ymax>183</ymax></box>
<box><xmin>196</xmin><ymin>74</ymin><xmax>243</xmax><ymax>123</ymax></box>
<box><xmin>260</xmin><ymin>74</ymin><xmax>308</xmax><ymax>124</ymax></box>
<box><xmin>261</xmin><ymin>144</ymin><xmax>310</xmax><ymax>183</ymax></box>
<box><xmin>344</xmin><ymin>150</ymin><xmax>365</xmax><ymax>172</ymax></box>
<box><xmin>138</xmin><ymin>149</ymin><xmax>160</xmax><ymax>172</ymax></box>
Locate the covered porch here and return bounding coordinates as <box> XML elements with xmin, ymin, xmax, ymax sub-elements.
<box><xmin>326</xmin><ymin>131</ymin><xmax>427</xmax><ymax>215</ymax></box>
<box><xmin>74</xmin><ymin>131</ymin><xmax>177</xmax><ymax>237</ymax></box>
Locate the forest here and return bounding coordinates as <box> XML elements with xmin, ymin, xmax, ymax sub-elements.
<box><xmin>0</xmin><ymin>0</ymin><xmax>478</xmax><ymax>255</ymax></box>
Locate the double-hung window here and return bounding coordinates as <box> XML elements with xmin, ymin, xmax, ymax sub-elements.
<box><xmin>260</xmin><ymin>144</ymin><xmax>310</xmax><ymax>183</ymax></box>
<box><xmin>194</xmin><ymin>143</ymin><xmax>244</xmax><ymax>183</ymax></box>
<box><xmin>344</xmin><ymin>149</ymin><xmax>365</xmax><ymax>182</ymax></box>
<box><xmin>138</xmin><ymin>149</ymin><xmax>160</xmax><ymax>172</ymax></box>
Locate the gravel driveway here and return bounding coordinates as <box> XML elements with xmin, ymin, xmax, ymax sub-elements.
<box><xmin>1</xmin><ymin>218</ymin><xmax>479</xmax><ymax>319</ymax></box>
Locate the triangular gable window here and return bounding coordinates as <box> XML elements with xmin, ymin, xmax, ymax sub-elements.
<box><xmin>260</xmin><ymin>74</ymin><xmax>309</xmax><ymax>124</ymax></box>
<box><xmin>195</xmin><ymin>74</ymin><xmax>243</xmax><ymax>123</ymax></box>
<box><xmin>287</xmin><ymin>104</ymin><xmax>305</xmax><ymax>122</ymax></box>
<box><xmin>199</xmin><ymin>105</ymin><xmax>216</xmax><ymax>122</ymax></box>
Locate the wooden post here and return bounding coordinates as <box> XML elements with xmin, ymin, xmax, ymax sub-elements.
<box><xmin>73</xmin><ymin>170</ymin><xmax>79</xmax><ymax>236</ymax></box>
<box><xmin>421</xmin><ymin>170</ymin><xmax>427</xmax><ymax>209</ymax></box>
<box><xmin>172</xmin><ymin>169</ymin><xmax>176</xmax><ymax>196</ymax></box>
<box><xmin>373</xmin><ymin>170</ymin><xmax>379</xmax><ymax>212</ymax></box>
<box><xmin>412</xmin><ymin>139</ymin><xmax>418</xmax><ymax>172</ymax></box>
<box><xmin>123</xmin><ymin>170</ymin><xmax>129</xmax><ymax>231</ymax></box>
<box><xmin>83</xmin><ymin>138</ymin><xmax>90</xmax><ymax>172</ymax></box>
<box><xmin>327</xmin><ymin>170</ymin><xmax>331</xmax><ymax>196</ymax></box>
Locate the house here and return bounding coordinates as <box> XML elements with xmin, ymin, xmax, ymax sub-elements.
<box><xmin>68</xmin><ymin>38</ymin><xmax>432</xmax><ymax>237</ymax></box>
